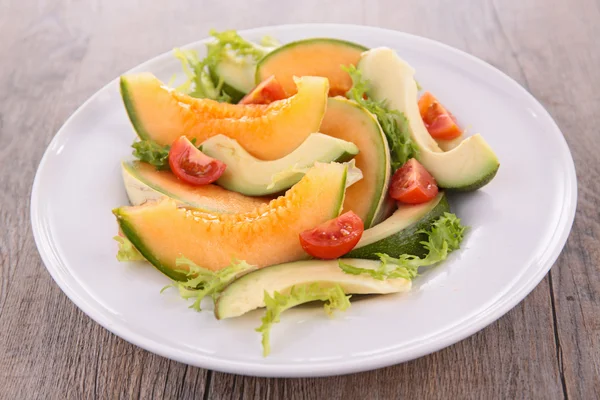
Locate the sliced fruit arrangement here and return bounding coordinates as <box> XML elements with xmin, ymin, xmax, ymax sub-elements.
<box><xmin>113</xmin><ymin>30</ymin><xmax>499</xmax><ymax>357</ymax></box>
<box><xmin>320</xmin><ymin>97</ymin><xmax>391</xmax><ymax>227</ymax></box>
<box><xmin>114</xmin><ymin>162</ymin><xmax>349</xmax><ymax>278</ymax></box>
<box><xmin>357</xmin><ymin>48</ymin><xmax>500</xmax><ymax>191</ymax></box>
<box><xmin>121</xmin><ymin>161</ymin><xmax>269</xmax><ymax>213</ymax></box>
<box><xmin>121</xmin><ymin>73</ymin><xmax>329</xmax><ymax>159</ymax></box>
<box><xmin>200</xmin><ymin>133</ymin><xmax>359</xmax><ymax>196</ymax></box>
<box><xmin>256</xmin><ymin>38</ymin><xmax>367</xmax><ymax>96</ymax></box>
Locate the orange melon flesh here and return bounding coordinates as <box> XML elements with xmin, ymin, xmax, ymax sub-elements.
<box><xmin>114</xmin><ymin>163</ymin><xmax>348</xmax><ymax>278</ymax></box>
<box><xmin>320</xmin><ymin>98</ymin><xmax>390</xmax><ymax>228</ymax></box>
<box><xmin>255</xmin><ymin>38</ymin><xmax>367</xmax><ymax>97</ymax></box>
<box><xmin>120</xmin><ymin>73</ymin><xmax>329</xmax><ymax>160</ymax></box>
<box><xmin>122</xmin><ymin>161</ymin><xmax>269</xmax><ymax>213</ymax></box>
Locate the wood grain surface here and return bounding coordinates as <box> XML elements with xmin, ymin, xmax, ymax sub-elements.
<box><xmin>1</xmin><ymin>0</ymin><xmax>598</xmax><ymax>398</ymax></box>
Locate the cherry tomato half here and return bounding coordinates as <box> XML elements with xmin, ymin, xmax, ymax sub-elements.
<box><xmin>168</xmin><ymin>136</ymin><xmax>226</xmax><ymax>186</ymax></box>
<box><xmin>389</xmin><ymin>158</ymin><xmax>438</xmax><ymax>204</ymax></box>
<box><xmin>299</xmin><ymin>211</ymin><xmax>364</xmax><ymax>259</ymax></box>
<box><xmin>239</xmin><ymin>75</ymin><xmax>287</xmax><ymax>105</ymax></box>
<box><xmin>418</xmin><ymin>92</ymin><xmax>462</xmax><ymax>140</ymax></box>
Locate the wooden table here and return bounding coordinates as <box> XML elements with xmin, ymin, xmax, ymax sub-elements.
<box><xmin>1</xmin><ymin>0</ymin><xmax>598</xmax><ymax>398</ymax></box>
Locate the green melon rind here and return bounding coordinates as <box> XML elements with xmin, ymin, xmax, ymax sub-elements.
<box><xmin>328</xmin><ymin>98</ymin><xmax>391</xmax><ymax>228</ymax></box>
<box><xmin>255</xmin><ymin>38</ymin><xmax>368</xmax><ymax>84</ymax></box>
<box><xmin>361</xmin><ymin>104</ymin><xmax>392</xmax><ymax>228</ymax></box>
<box><xmin>214</xmin><ymin>258</ymin><xmax>411</xmax><ymax>320</ymax></box>
<box><xmin>346</xmin><ymin>193</ymin><xmax>450</xmax><ymax>259</ymax></box>
<box><xmin>334</xmin><ymin>164</ymin><xmax>349</xmax><ymax>216</ymax></box>
<box><xmin>114</xmin><ymin>208</ymin><xmax>189</xmax><ymax>282</ymax></box>
<box><xmin>120</xmin><ymin>76</ymin><xmax>152</xmax><ymax>141</ymax></box>
<box><xmin>114</xmin><ymin>163</ymin><xmax>348</xmax><ymax>281</ymax></box>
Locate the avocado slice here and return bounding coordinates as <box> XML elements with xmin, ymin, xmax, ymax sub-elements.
<box><xmin>347</xmin><ymin>192</ymin><xmax>449</xmax><ymax>259</ymax></box>
<box><xmin>215</xmin><ymin>258</ymin><xmax>411</xmax><ymax>320</ymax></box>
<box><xmin>200</xmin><ymin>133</ymin><xmax>359</xmax><ymax>196</ymax></box>
<box><xmin>357</xmin><ymin>48</ymin><xmax>500</xmax><ymax>191</ymax></box>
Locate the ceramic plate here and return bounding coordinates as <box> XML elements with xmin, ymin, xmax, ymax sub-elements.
<box><xmin>31</xmin><ymin>24</ymin><xmax>577</xmax><ymax>377</ymax></box>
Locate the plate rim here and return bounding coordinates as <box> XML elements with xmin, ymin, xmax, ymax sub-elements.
<box><xmin>30</xmin><ymin>23</ymin><xmax>578</xmax><ymax>377</ymax></box>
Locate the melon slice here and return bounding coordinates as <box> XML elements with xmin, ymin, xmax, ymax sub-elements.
<box><xmin>120</xmin><ymin>73</ymin><xmax>329</xmax><ymax>160</ymax></box>
<box><xmin>114</xmin><ymin>162</ymin><xmax>349</xmax><ymax>279</ymax></box>
<box><xmin>122</xmin><ymin>161</ymin><xmax>269</xmax><ymax>213</ymax></box>
<box><xmin>320</xmin><ymin>98</ymin><xmax>391</xmax><ymax>228</ymax></box>
<box><xmin>255</xmin><ymin>38</ymin><xmax>367</xmax><ymax>97</ymax></box>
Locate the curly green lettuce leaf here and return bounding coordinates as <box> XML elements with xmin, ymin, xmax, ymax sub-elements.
<box><xmin>113</xmin><ymin>236</ymin><xmax>145</xmax><ymax>262</ymax></box>
<box><xmin>259</xmin><ymin>35</ymin><xmax>281</xmax><ymax>48</ymax></box>
<box><xmin>173</xmin><ymin>48</ymin><xmax>231</xmax><ymax>102</ymax></box>
<box><xmin>131</xmin><ymin>139</ymin><xmax>170</xmax><ymax>170</ymax></box>
<box><xmin>162</xmin><ymin>256</ymin><xmax>257</xmax><ymax>311</ymax></box>
<box><xmin>173</xmin><ymin>30</ymin><xmax>277</xmax><ymax>102</ymax></box>
<box><xmin>256</xmin><ymin>283</ymin><xmax>351</xmax><ymax>356</ymax></box>
<box><xmin>344</xmin><ymin>65</ymin><xmax>417</xmax><ymax>171</ymax></box>
<box><xmin>339</xmin><ymin>213</ymin><xmax>466</xmax><ymax>280</ymax></box>
<box><xmin>208</xmin><ymin>29</ymin><xmax>274</xmax><ymax>62</ymax></box>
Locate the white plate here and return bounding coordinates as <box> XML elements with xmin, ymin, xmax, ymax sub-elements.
<box><xmin>31</xmin><ymin>24</ymin><xmax>577</xmax><ymax>377</ymax></box>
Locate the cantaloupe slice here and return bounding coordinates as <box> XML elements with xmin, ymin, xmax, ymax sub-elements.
<box><xmin>114</xmin><ymin>162</ymin><xmax>349</xmax><ymax>279</ymax></box>
<box><xmin>255</xmin><ymin>38</ymin><xmax>367</xmax><ymax>97</ymax></box>
<box><xmin>122</xmin><ymin>161</ymin><xmax>269</xmax><ymax>213</ymax></box>
<box><xmin>320</xmin><ymin>98</ymin><xmax>391</xmax><ymax>228</ymax></box>
<box><xmin>120</xmin><ymin>73</ymin><xmax>328</xmax><ymax>160</ymax></box>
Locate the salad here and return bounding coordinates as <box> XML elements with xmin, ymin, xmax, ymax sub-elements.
<box><xmin>113</xmin><ymin>30</ymin><xmax>499</xmax><ymax>356</ymax></box>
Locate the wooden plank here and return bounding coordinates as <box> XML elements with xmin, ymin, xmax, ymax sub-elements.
<box><xmin>487</xmin><ymin>0</ymin><xmax>600</xmax><ymax>397</ymax></box>
<box><xmin>0</xmin><ymin>0</ymin><xmax>596</xmax><ymax>398</ymax></box>
<box><xmin>0</xmin><ymin>1</ymin><xmax>215</xmax><ymax>398</ymax></box>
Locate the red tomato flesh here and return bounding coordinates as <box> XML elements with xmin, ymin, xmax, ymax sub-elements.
<box><xmin>168</xmin><ymin>136</ymin><xmax>226</xmax><ymax>186</ymax></box>
<box><xmin>299</xmin><ymin>211</ymin><xmax>364</xmax><ymax>259</ymax></box>
<box><xmin>418</xmin><ymin>92</ymin><xmax>462</xmax><ymax>140</ymax></box>
<box><xmin>239</xmin><ymin>75</ymin><xmax>287</xmax><ymax>105</ymax></box>
<box><xmin>389</xmin><ymin>158</ymin><xmax>438</xmax><ymax>204</ymax></box>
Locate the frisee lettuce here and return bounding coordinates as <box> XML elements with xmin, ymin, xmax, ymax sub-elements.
<box><xmin>162</xmin><ymin>256</ymin><xmax>256</xmax><ymax>311</ymax></box>
<box><xmin>173</xmin><ymin>29</ymin><xmax>277</xmax><ymax>102</ymax></box>
<box><xmin>208</xmin><ymin>29</ymin><xmax>274</xmax><ymax>62</ymax></box>
<box><xmin>131</xmin><ymin>139</ymin><xmax>170</xmax><ymax>170</ymax></box>
<box><xmin>114</xmin><ymin>236</ymin><xmax>145</xmax><ymax>262</ymax></box>
<box><xmin>259</xmin><ymin>35</ymin><xmax>281</xmax><ymax>48</ymax></box>
<box><xmin>256</xmin><ymin>283</ymin><xmax>351</xmax><ymax>356</ymax></box>
<box><xmin>344</xmin><ymin>65</ymin><xmax>417</xmax><ymax>171</ymax></box>
<box><xmin>173</xmin><ymin>48</ymin><xmax>231</xmax><ymax>102</ymax></box>
<box><xmin>339</xmin><ymin>213</ymin><xmax>466</xmax><ymax>280</ymax></box>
